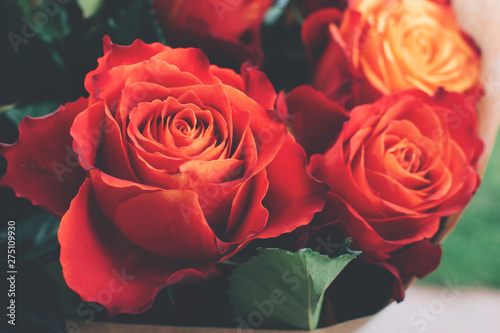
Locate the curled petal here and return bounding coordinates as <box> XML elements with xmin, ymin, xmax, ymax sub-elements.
<box><xmin>378</xmin><ymin>240</ymin><xmax>442</xmax><ymax>301</ymax></box>
<box><xmin>89</xmin><ymin>170</ymin><xmax>222</xmax><ymax>261</ymax></box>
<box><xmin>259</xmin><ymin>134</ymin><xmax>328</xmax><ymax>239</ymax></box>
<box><xmin>0</xmin><ymin>98</ymin><xmax>88</xmax><ymax>216</ymax></box>
<box><xmin>59</xmin><ymin>179</ymin><xmax>220</xmax><ymax>316</ymax></box>
<box><xmin>287</xmin><ymin>85</ymin><xmax>349</xmax><ymax>156</ymax></box>
<box><xmin>241</xmin><ymin>63</ymin><xmax>277</xmax><ymax>111</ymax></box>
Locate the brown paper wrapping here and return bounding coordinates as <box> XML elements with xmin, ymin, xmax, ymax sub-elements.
<box><xmin>74</xmin><ymin>317</ymin><xmax>373</xmax><ymax>333</ymax></box>
<box><xmin>77</xmin><ymin>0</ymin><xmax>500</xmax><ymax>331</ymax></box>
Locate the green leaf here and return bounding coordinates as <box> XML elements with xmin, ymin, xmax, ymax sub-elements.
<box><xmin>18</xmin><ymin>0</ymin><xmax>72</xmax><ymax>44</ymax></box>
<box><xmin>4</xmin><ymin>101</ymin><xmax>62</xmax><ymax>126</ymax></box>
<box><xmin>228</xmin><ymin>247</ymin><xmax>359</xmax><ymax>330</ymax></box>
<box><xmin>0</xmin><ymin>103</ymin><xmax>17</xmax><ymax>114</ymax></box>
<box><xmin>16</xmin><ymin>0</ymin><xmax>35</xmax><ymax>18</ymax></box>
<box><xmin>77</xmin><ymin>0</ymin><xmax>104</xmax><ymax>18</ymax></box>
<box><xmin>264</xmin><ymin>0</ymin><xmax>292</xmax><ymax>26</ymax></box>
<box><xmin>18</xmin><ymin>211</ymin><xmax>60</xmax><ymax>261</ymax></box>
<box><xmin>107</xmin><ymin>0</ymin><xmax>166</xmax><ymax>45</ymax></box>
<box><xmin>0</xmin><ymin>209</ymin><xmax>60</xmax><ymax>262</ymax></box>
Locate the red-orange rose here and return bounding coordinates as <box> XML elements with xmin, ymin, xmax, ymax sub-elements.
<box><xmin>0</xmin><ymin>37</ymin><xmax>326</xmax><ymax>315</ymax></box>
<box><xmin>152</xmin><ymin>0</ymin><xmax>274</xmax><ymax>68</ymax></box>
<box><xmin>302</xmin><ymin>0</ymin><xmax>482</xmax><ymax>107</ymax></box>
<box><xmin>304</xmin><ymin>90</ymin><xmax>483</xmax><ymax>298</ymax></box>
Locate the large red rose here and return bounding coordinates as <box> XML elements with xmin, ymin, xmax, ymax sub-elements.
<box><xmin>304</xmin><ymin>90</ymin><xmax>483</xmax><ymax>299</ymax></box>
<box><xmin>0</xmin><ymin>37</ymin><xmax>326</xmax><ymax>315</ymax></box>
<box><xmin>302</xmin><ymin>0</ymin><xmax>482</xmax><ymax>108</ymax></box>
<box><xmin>152</xmin><ymin>0</ymin><xmax>274</xmax><ymax>68</ymax></box>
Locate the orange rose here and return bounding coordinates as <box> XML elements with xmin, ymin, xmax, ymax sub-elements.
<box><xmin>303</xmin><ymin>0</ymin><xmax>482</xmax><ymax>107</ymax></box>
<box><xmin>302</xmin><ymin>90</ymin><xmax>483</xmax><ymax>299</ymax></box>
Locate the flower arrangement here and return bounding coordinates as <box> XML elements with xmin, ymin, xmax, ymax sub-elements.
<box><xmin>0</xmin><ymin>0</ymin><xmax>496</xmax><ymax>332</ymax></box>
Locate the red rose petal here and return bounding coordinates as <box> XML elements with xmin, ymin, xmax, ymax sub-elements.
<box><xmin>92</xmin><ymin>60</ymin><xmax>202</xmax><ymax>110</ymax></box>
<box><xmin>71</xmin><ymin>102</ymin><xmax>138</xmax><ymax>182</ymax></box>
<box><xmin>85</xmin><ymin>37</ymin><xmax>168</xmax><ymax>97</ymax></box>
<box><xmin>287</xmin><ymin>85</ymin><xmax>349</xmax><ymax>156</ymax></box>
<box><xmin>225</xmin><ymin>169</ymin><xmax>269</xmax><ymax>242</ymax></box>
<box><xmin>221</xmin><ymin>86</ymin><xmax>288</xmax><ymax>175</ymax></box>
<box><xmin>59</xmin><ymin>179</ymin><xmax>220</xmax><ymax>316</ymax></box>
<box><xmin>230</xmin><ymin>127</ymin><xmax>257</xmax><ymax>171</ymax></box>
<box><xmin>0</xmin><ymin>98</ymin><xmax>88</xmax><ymax>216</ymax></box>
<box><xmin>112</xmin><ymin>190</ymin><xmax>222</xmax><ymax>260</ymax></box>
<box><xmin>378</xmin><ymin>240</ymin><xmax>442</xmax><ymax>301</ymax></box>
<box><xmin>152</xmin><ymin>47</ymin><xmax>219</xmax><ymax>85</ymax></box>
<box><xmin>170</xmin><ymin>85</ymin><xmax>239</xmax><ymax>146</ymax></box>
<box><xmin>302</xmin><ymin>8</ymin><xmax>344</xmax><ymax>74</ymax></box>
<box><xmin>179</xmin><ymin>159</ymin><xmax>244</xmax><ymax>184</ymax></box>
<box><xmin>89</xmin><ymin>170</ymin><xmax>221</xmax><ymax>261</ymax></box>
<box><xmin>368</xmin><ymin>214</ymin><xmax>441</xmax><ymax>245</ymax></box>
<box><xmin>302</xmin><ymin>9</ymin><xmax>355</xmax><ymax>107</ymax></box>
<box><xmin>241</xmin><ymin>64</ymin><xmax>277</xmax><ymax>110</ymax></box>
<box><xmin>324</xmin><ymin>192</ymin><xmax>408</xmax><ymax>256</ymax></box>
<box><xmin>209</xmin><ymin>65</ymin><xmax>245</xmax><ymax>91</ymax></box>
<box><xmin>117</xmin><ymin>82</ymin><xmax>173</xmax><ymax>122</ymax></box>
<box><xmin>258</xmin><ymin>134</ymin><xmax>328</xmax><ymax>239</ymax></box>
<box><xmin>310</xmin><ymin>134</ymin><xmax>387</xmax><ymax>218</ymax></box>
<box><xmin>429</xmin><ymin>89</ymin><xmax>484</xmax><ymax>165</ymax></box>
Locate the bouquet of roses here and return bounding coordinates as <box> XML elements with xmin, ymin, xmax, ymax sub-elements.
<box><xmin>0</xmin><ymin>0</ymin><xmax>490</xmax><ymax>332</ymax></box>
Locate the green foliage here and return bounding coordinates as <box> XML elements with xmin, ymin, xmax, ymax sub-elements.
<box><xmin>228</xmin><ymin>247</ymin><xmax>359</xmax><ymax>330</ymax></box>
<box><xmin>0</xmin><ymin>0</ymin><xmax>167</xmax><ymax>106</ymax></box>
<box><xmin>107</xmin><ymin>0</ymin><xmax>166</xmax><ymax>45</ymax></box>
<box><xmin>16</xmin><ymin>211</ymin><xmax>60</xmax><ymax>260</ymax></box>
<box><xmin>77</xmin><ymin>0</ymin><xmax>104</xmax><ymax>18</ymax></box>
<box><xmin>1</xmin><ymin>210</ymin><xmax>65</xmax><ymax>332</ymax></box>
<box><xmin>264</xmin><ymin>0</ymin><xmax>292</xmax><ymax>26</ymax></box>
<box><xmin>3</xmin><ymin>101</ymin><xmax>63</xmax><ymax>125</ymax></box>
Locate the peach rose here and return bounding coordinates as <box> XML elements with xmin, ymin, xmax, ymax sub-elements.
<box><xmin>303</xmin><ymin>0</ymin><xmax>482</xmax><ymax>106</ymax></box>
